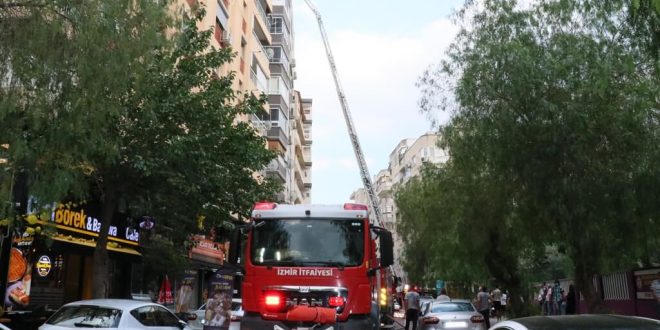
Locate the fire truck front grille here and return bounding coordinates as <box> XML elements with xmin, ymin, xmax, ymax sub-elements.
<box><xmin>263</xmin><ymin>285</ymin><xmax>348</xmax><ymax>309</ymax></box>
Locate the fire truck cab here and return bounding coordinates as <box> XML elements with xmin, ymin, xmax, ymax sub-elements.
<box><xmin>231</xmin><ymin>202</ymin><xmax>394</xmax><ymax>330</ymax></box>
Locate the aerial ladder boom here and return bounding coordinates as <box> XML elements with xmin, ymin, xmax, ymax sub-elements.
<box><xmin>303</xmin><ymin>0</ymin><xmax>383</xmax><ymax>227</ymax></box>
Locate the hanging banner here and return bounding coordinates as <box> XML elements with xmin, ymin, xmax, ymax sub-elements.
<box><xmin>157</xmin><ymin>275</ymin><xmax>174</xmax><ymax>305</ymax></box>
<box><xmin>203</xmin><ymin>269</ymin><xmax>234</xmax><ymax>330</ymax></box>
<box><xmin>4</xmin><ymin>230</ymin><xmax>34</xmax><ymax>310</ymax></box>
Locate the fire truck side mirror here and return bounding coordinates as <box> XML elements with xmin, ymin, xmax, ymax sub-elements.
<box><xmin>227</xmin><ymin>228</ymin><xmax>241</xmax><ymax>265</ymax></box>
<box><xmin>379</xmin><ymin>230</ymin><xmax>394</xmax><ymax>268</ymax></box>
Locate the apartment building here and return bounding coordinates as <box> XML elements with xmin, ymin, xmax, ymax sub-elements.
<box><xmin>351</xmin><ymin>132</ymin><xmax>448</xmax><ymax>282</ymax></box>
<box><xmin>179</xmin><ymin>0</ymin><xmax>312</xmax><ymax>203</ymax></box>
<box><xmin>289</xmin><ymin>91</ymin><xmax>313</xmax><ymax>203</ymax></box>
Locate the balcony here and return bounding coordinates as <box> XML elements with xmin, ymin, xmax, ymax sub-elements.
<box><xmin>293</xmin><ymin>158</ymin><xmax>304</xmax><ymax>190</ymax></box>
<box><xmin>376</xmin><ymin>181</ymin><xmax>393</xmax><ymax>198</ymax></box>
<box><xmin>303</xmin><ymin>168</ymin><xmax>312</xmax><ymax>188</ymax></box>
<box><xmin>265</xmin><ymin>155</ymin><xmax>287</xmax><ymax>182</ymax></box>
<box><xmin>303</xmin><ymin>148</ymin><xmax>312</xmax><ymax>166</ymax></box>
<box><xmin>268</xmin><ymin>77</ymin><xmax>290</xmax><ymax>109</ymax></box>
<box><xmin>267</xmin><ymin>126</ymin><xmax>289</xmax><ymax>146</ymax></box>
<box><xmin>303</xmin><ymin>107</ymin><xmax>312</xmax><ymax>123</ymax></box>
<box><xmin>302</xmin><ymin>125</ymin><xmax>312</xmax><ymax>145</ymax></box>
<box><xmin>250</xmin><ymin>114</ymin><xmax>270</xmax><ymax>136</ymax></box>
<box><xmin>253</xmin><ymin>0</ymin><xmax>270</xmax><ymax>43</ymax></box>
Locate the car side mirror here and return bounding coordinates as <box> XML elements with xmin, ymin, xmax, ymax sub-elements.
<box><xmin>178</xmin><ymin>319</ymin><xmax>188</xmax><ymax>329</ymax></box>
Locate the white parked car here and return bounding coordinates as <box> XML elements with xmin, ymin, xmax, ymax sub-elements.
<box><xmin>39</xmin><ymin>299</ymin><xmax>190</xmax><ymax>329</ymax></box>
<box><xmin>489</xmin><ymin>314</ymin><xmax>660</xmax><ymax>330</ymax></box>
<box><xmin>188</xmin><ymin>298</ymin><xmax>242</xmax><ymax>330</ymax></box>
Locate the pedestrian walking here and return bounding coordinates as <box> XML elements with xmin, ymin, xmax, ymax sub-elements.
<box><xmin>475</xmin><ymin>286</ymin><xmax>491</xmax><ymax>329</ymax></box>
<box><xmin>551</xmin><ymin>280</ymin><xmax>562</xmax><ymax>315</ymax></box>
<box><xmin>543</xmin><ymin>283</ymin><xmax>552</xmax><ymax>315</ymax></box>
<box><xmin>404</xmin><ymin>286</ymin><xmax>421</xmax><ymax>330</ymax></box>
<box><xmin>565</xmin><ymin>284</ymin><xmax>577</xmax><ymax>315</ymax></box>
<box><xmin>491</xmin><ymin>286</ymin><xmax>502</xmax><ymax>321</ymax></box>
<box><xmin>537</xmin><ymin>282</ymin><xmax>548</xmax><ymax>315</ymax></box>
<box><xmin>500</xmin><ymin>290</ymin><xmax>508</xmax><ymax>318</ymax></box>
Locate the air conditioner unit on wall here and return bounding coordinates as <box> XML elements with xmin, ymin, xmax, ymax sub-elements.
<box><xmin>222</xmin><ymin>31</ymin><xmax>231</xmax><ymax>43</ymax></box>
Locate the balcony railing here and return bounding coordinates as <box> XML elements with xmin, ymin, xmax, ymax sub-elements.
<box><xmin>250</xmin><ymin>113</ymin><xmax>270</xmax><ymax>136</ymax></box>
<box><xmin>266</xmin><ymin>155</ymin><xmax>287</xmax><ymax>181</ymax></box>
<box><xmin>255</xmin><ymin>0</ymin><xmax>268</xmax><ymax>28</ymax></box>
<box><xmin>254</xmin><ymin>33</ymin><xmax>271</xmax><ymax>60</ymax></box>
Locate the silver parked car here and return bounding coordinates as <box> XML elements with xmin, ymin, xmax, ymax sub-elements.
<box><xmin>420</xmin><ymin>299</ymin><xmax>486</xmax><ymax>330</ymax></box>
<box><xmin>39</xmin><ymin>299</ymin><xmax>190</xmax><ymax>329</ymax></box>
<box><xmin>489</xmin><ymin>314</ymin><xmax>660</xmax><ymax>330</ymax></box>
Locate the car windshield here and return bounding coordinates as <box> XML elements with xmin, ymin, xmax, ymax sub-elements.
<box><xmin>430</xmin><ymin>302</ymin><xmax>475</xmax><ymax>313</ymax></box>
<box><xmin>46</xmin><ymin>305</ymin><xmax>122</xmax><ymax>328</ymax></box>
<box><xmin>250</xmin><ymin>218</ymin><xmax>365</xmax><ymax>267</ymax></box>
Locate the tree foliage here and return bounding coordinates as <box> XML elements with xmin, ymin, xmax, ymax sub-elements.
<box><xmin>1</xmin><ymin>0</ymin><xmax>279</xmax><ymax>298</ymax></box>
<box><xmin>405</xmin><ymin>0</ymin><xmax>660</xmax><ymax>314</ymax></box>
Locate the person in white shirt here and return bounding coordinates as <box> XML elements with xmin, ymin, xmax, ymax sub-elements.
<box><xmin>436</xmin><ymin>288</ymin><xmax>450</xmax><ymax>302</ymax></box>
<box><xmin>500</xmin><ymin>290</ymin><xmax>508</xmax><ymax>319</ymax></box>
<box><xmin>404</xmin><ymin>287</ymin><xmax>421</xmax><ymax>330</ymax></box>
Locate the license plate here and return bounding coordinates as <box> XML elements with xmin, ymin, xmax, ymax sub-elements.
<box><xmin>444</xmin><ymin>321</ymin><xmax>468</xmax><ymax>328</ymax></box>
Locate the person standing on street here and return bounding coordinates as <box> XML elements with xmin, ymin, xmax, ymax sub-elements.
<box><xmin>476</xmin><ymin>286</ymin><xmax>492</xmax><ymax>329</ymax></box>
<box><xmin>500</xmin><ymin>290</ymin><xmax>509</xmax><ymax>318</ymax></box>
<box><xmin>404</xmin><ymin>286</ymin><xmax>421</xmax><ymax>330</ymax></box>
<box><xmin>436</xmin><ymin>288</ymin><xmax>450</xmax><ymax>302</ymax></box>
<box><xmin>491</xmin><ymin>286</ymin><xmax>502</xmax><ymax>320</ymax></box>
<box><xmin>551</xmin><ymin>280</ymin><xmax>562</xmax><ymax>315</ymax></box>
<box><xmin>565</xmin><ymin>284</ymin><xmax>577</xmax><ymax>315</ymax></box>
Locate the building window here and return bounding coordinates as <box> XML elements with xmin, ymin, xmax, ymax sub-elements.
<box><xmin>269</xmin><ymin>17</ymin><xmax>283</xmax><ymax>33</ymax></box>
<box><xmin>269</xmin><ymin>108</ymin><xmax>279</xmax><ymax>121</ymax></box>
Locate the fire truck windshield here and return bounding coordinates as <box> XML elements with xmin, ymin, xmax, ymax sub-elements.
<box><xmin>250</xmin><ymin>218</ymin><xmax>365</xmax><ymax>267</ymax></box>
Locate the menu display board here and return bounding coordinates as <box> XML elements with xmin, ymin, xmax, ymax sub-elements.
<box><xmin>4</xmin><ymin>231</ymin><xmax>34</xmax><ymax>310</ymax></box>
<box><xmin>203</xmin><ymin>269</ymin><xmax>234</xmax><ymax>330</ymax></box>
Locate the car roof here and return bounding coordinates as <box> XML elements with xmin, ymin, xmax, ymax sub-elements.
<box><xmin>507</xmin><ymin>315</ymin><xmax>660</xmax><ymax>329</ymax></box>
<box><xmin>433</xmin><ymin>299</ymin><xmax>471</xmax><ymax>303</ymax></box>
<box><xmin>62</xmin><ymin>299</ymin><xmax>160</xmax><ymax>310</ymax></box>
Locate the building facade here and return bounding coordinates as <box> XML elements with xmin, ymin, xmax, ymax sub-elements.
<box><xmin>168</xmin><ymin>0</ymin><xmax>312</xmax><ymax>312</ymax></box>
<box><xmin>351</xmin><ymin>132</ymin><xmax>448</xmax><ymax>282</ymax></box>
<box><xmin>178</xmin><ymin>0</ymin><xmax>312</xmax><ymax>203</ymax></box>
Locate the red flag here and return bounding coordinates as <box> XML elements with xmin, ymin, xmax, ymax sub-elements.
<box><xmin>158</xmin><ymin>275</ymin><xmax>174</xmax><ymax>305</ymax></box>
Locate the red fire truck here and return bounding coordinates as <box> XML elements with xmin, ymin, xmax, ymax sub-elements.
<box><xmin>229</xmin><ymin>202</ymin><xmax>394</xmax><ymax>330</ymax></box>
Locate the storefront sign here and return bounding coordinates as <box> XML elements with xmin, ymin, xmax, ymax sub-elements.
<box><xmin>46</xmin><ymin>204</ymin><xmax>140</xmax><ymax>246</ymax></box>
<box><xmin>189</xmin><ymin>235</ymin><xmax>225</xmax><ymax>265</ymax></box>
<box><xmin>36</xmin><ymin>255</ymin><xmax>52</xmax><ymax>277</ymax></box>
<box><xmin>203</xmin><ymin>269</ymin><xmax>234</xmax><ymax>330</ymax></box>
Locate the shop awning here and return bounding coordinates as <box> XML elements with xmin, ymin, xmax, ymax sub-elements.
<box><xmin>52</xmin><ymin>237</ymin><xmax>142</xmax><ymax>256</ymax></box>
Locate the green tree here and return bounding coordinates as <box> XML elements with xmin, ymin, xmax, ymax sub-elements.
<box><xmin>417</xmin><ymin>0</ymin><xmax>659</xmax><ymax>312</ymax></box>
<box><xmin>1</xmin><ymin>1</ymin><xmax>279</xmax><ymax>298</ymax></box>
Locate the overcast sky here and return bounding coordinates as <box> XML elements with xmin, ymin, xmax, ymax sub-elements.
<box><xmin>291</xmin><ymin>0</ymin><xmax>464</xmax><ymax>204</ymax></box>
